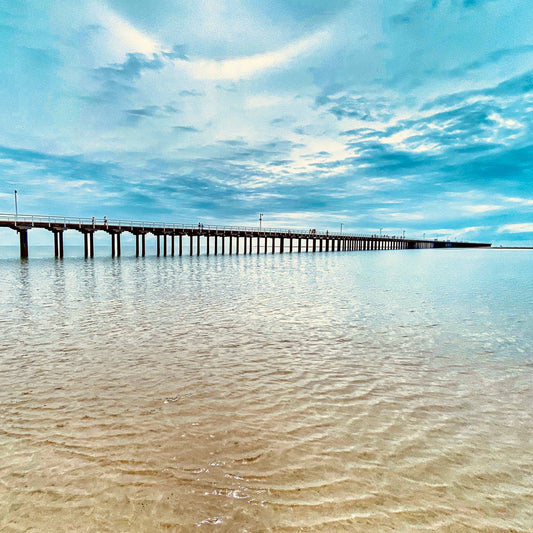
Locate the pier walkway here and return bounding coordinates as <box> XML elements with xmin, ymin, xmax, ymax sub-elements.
<box><xmin>0</xmin><ymin>214</ymin><xmax>491</xmax><ymax>259</ymax></box>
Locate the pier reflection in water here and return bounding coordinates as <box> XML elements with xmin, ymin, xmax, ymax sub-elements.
<box><xmin>0</xmin><ymin>249</ymin><xmax>531</xmax><ymax>531</ymax></box>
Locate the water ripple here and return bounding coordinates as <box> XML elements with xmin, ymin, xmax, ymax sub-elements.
<box><xmin>0</xmin><ymin>250</ymin><xmax>531</xmax><ymax>531</ymax></box>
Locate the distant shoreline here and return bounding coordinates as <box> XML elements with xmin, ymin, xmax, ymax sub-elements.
<box><xmin>492</xmin><ymin>246</ymin><xmax>533</xmax><ymax>250</ymax></box>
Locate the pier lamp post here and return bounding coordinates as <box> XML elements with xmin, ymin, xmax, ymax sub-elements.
<box><xmin>259</xmin><ymin>213</ymin><xmax>263</xmax><ymax>231</ymax></box>
<box><xmin>379</xmin><ymin>227</ymin><xmax>383</xmax><ymax>237</ymax></box>
<box><xmin>14</xmin><ymin>190</ymin><xmax>18</xmax><ymax>219</ymax></box>
<box><xmin>340</xmin><ymin>223</ymin><xmax>343</xmax><ymax>234</ymax></box>
<box><xmin>402</xmin><ymin>229</ymin><xmax>405</xmax><ymax>239</ymax></box>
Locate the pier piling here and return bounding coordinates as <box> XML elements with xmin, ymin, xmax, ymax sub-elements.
<box><xmin>18</xmin><ymin>229</ymin><xmax>29</xmax><ymax>259</ymax></box>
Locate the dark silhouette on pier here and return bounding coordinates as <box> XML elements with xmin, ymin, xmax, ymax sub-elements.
<box><xmin>0</xmin><ymin>214</ymin><xmax>491</xmax><ymax>259</ymax></box>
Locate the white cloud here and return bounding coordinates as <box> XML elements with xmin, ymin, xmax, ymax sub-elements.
<box><xmin>388</xmin><ymin>212</ymin><xmax>424</xmax><ymax>221</ymax></box>
<box><xmin>487</xmin><ymin>112</ymin><xmax>522</xmax><ymax>131</ymax></box>
<box><xmin>498</xmin><ymin>223</ymin><xmax>533</xmax><ymax>234</ymax></box>
<box><xmin>89</xmin><ymin>1</ymin><xmax>160</xmax><ymax>60</ymax></box>
<box><xmin>173</xmin><ymin>30</ymin><xmax>329</xmax><ymax>80</ymax></box>
<box><xmin>368</xmin><ymin>177</ymin><xmax>401</xmax><ymax>185</ymax></box>
<box><xmin>463</xmin><ymin>204</ymin><xmax>502</xmax><ymax>213</ymax></box>
<box><xmin>503</xmin><ymin>196</ymin><xmax>533</xmax><ymax>206</ymax></box>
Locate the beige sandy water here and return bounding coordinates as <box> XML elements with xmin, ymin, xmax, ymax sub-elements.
<box><xmin>0</xmin><ymin>249</ymin><xmax>531</xmax><ymax>531</ymax></box>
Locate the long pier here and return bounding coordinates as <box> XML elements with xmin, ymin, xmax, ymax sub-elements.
<box><xmin>0</xmin><ymin>214</ymin><xmax>491</xmax><ymax>259</ymax></box>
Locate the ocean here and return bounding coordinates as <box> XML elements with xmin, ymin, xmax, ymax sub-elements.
<box><xmin>0</xmin><ymin>247</ymin><xmax>531</xmax><ymax>532</ymax></box>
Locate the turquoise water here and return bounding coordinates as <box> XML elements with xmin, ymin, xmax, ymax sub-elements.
<box><xmin>0</xmin><ymin>248</ymin><xmax>531</xmax><ymax>531</ymax></box>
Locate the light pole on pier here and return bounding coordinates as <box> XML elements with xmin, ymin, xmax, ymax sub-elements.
<box><xmin>259</xmin><ymin>213</ymin><xmax>263</xmax><ymax>231</ymax></box>
<box><xmin>14</xmin><ymin>190</ymin><xmax>18</xmax><ymax>219</ymax></box>
<box><xmin>340</xmin><ymin>223</ymin><xmax>343</xmax><ymax>234</ymax></box>
<box><xmin>402</xmin><ymin>229</ymin><xmax>405</xmax><ymax>239</ymax></box>
<box><xmin>379</xmin><ymin>227</ymin><xmax>383</xmax><ymax>237</ymax></box>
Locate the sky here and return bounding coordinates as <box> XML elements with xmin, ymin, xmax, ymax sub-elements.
<box><xmin>1</xmin><ymin>0</ymin><xmax>532</xmax><ymax>246</ymax></box>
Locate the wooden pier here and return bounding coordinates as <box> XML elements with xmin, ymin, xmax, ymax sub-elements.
<box><xmin>0</xmin><ymin>214</ymin><xmax>491</xmax><ymax>259</ymax></box>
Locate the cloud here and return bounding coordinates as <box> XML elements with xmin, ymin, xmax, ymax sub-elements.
<box><xmin>503</xmin><ymin>196</ymin><xmax>533</xmax><ymax>206</ymax></box>
<box><xmin>422</xmin><ymin>70</ymin><xmax>533</xmax><ymax>111</ymax></box>
<box><xmin>463</xmin><ymin>204</ymin><xmax>502</xmax><ymax>213</ymax></box>
<box><xmin>127</xmin><ymin>106</ymin><xmax>160</xmax><ymax>117</ymax></box>
<box><xmin>92</xmin><ymin>21</ymin><xmax>329</xmax><ymax>84</ymax></box>
<box><xmin>173</xmin><ymin>30</ymin><xmax>329</xmax><ymax>81</ymax></box>
<box><xmin>497</xmin><ymin>223</ymin><xmax>533</xmax><ymax>234</ymax></box>
<box><xmin>89</xmin><ymin>1</ymin><xmax>160</xmax><ymax>58</ymax></box>
<box><xmin>172</xmin><ymin>126</ymin><xmax>199</xmax><ymax>133</ymax></box>
<box><xmin>95</xmin><ymin>53</ymin><xmax>164</xmax><ymax>81</ymax></box>
<box><xmin>162</xmin><ymin>45</ymin><xmax>189</xmax><ymax>61</ymax></box>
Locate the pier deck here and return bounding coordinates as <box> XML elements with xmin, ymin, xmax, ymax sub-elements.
<box><xmin>0</xmin><ymin>214</ymin><xmax>491</xmax><ymax>259</ymax></box>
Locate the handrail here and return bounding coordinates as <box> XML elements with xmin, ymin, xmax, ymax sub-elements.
<box><xmin>0</xmin><ymin>212</ymin><xmax>425</xmax><ymax>240</ymax></box>
<box><xmin>0</xmin><ymin>212</ymin><xmax>386</xmax><ymax>238</ymax></box>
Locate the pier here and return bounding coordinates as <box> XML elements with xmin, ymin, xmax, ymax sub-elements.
<box><xmin>0</xmin><ymin>214</ymin><xmax>491</xmax><ymax>259</ymax></box>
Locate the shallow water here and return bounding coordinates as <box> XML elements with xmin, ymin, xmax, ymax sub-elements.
<box><xmin>0</xmin><ymin>248</ymin><xmax>531</xmax><ymax>532</ymax></box>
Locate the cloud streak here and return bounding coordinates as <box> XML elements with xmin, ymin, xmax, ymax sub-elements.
<box><xmin>174</xmin><ymin>30</ymin><xmax>329</xmax><ymax>80</ymax></box>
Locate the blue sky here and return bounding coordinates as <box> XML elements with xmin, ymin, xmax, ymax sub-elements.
<box><xmin>1</xmin><ymin>0</ymin><xmax>532</xmax><ymax>245</ymax></box>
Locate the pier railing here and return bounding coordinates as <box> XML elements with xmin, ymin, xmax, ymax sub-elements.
<box><xmin>0</xmin><ymin>213</ymin><xmax>376</xmax><ymax>238</ymax></box>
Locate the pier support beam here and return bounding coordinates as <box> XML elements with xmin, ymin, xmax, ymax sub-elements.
<box><xmin>18</xmin><ymin>228</ymin><xmax>29</xmax><ymax>259</ymax></box>
<box><xmin>110</xmin><ymin>233</ymin><xmax>121</xmax><ymax>257</ymax></box>
<box><xmin>54</xmin><ymin>230</ymin><xmax>64</xmax><ymax>258</ymax></box>
<box><xmin>142</xmin><ymin>234</ymin><xmax>146</xmax><ymax>257</ymax></box>
<box><xmin>197</xmin><ymin>234</ymin><xmax>200</xmax><ymax>256</ymax></box>
<box><xmin>54</xmin><ymin>231</ymin><xmax>58</xmax><ymax>257</ymax></box>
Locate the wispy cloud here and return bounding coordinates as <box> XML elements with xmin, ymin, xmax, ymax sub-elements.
<box><xmin>173</xmin><ymin>30</ymin><xmax>329</xmax><ymax>81</ymax></box>
<box><xmin>89</xmin><ymin>1</ymin><xmax>160</xmax><ymax>58</ymax></box>
<box><xmin>463</xmin><ymin>204</ymin><xmax>503</xmax><ymax>213</ymax></box>
<box><xmin>498</xmin><ymin>223</ymin><xmax>533</xmax><ymax>234</ymax></box>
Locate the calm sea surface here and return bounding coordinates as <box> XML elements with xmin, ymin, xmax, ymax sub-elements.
<box><xmin>0</xmin><ymin>248</ymin><xmax>531</xmax><ymax>532</ymax></box>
